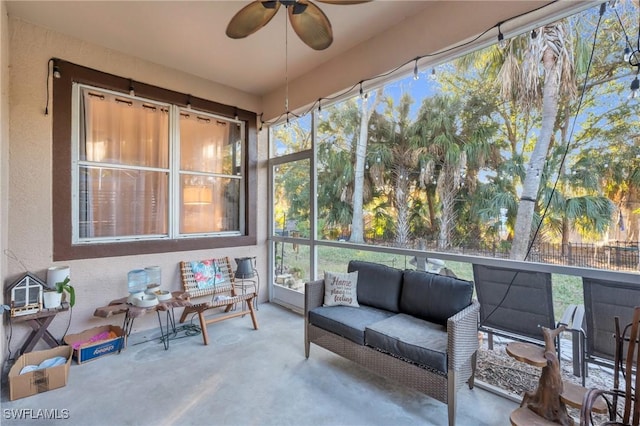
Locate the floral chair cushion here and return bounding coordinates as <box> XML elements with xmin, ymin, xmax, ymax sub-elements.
<box><xmin>189</xmin><ymin>259</ymin><xmax>225</xmax><ymax>290</ymax></box>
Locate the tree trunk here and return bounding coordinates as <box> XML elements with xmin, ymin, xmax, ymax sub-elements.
<box><xmin>395</xmin><ymin>166</ymin><xmax>410</xmax><ymax>247</ymax></box>
<box><xmin>561</xmin><ymin>216</ymin><xmax>569</xmax><ymax>257</ymax></box>
<box><xmin>350</xmin><ymin>90</ymin><xmax>382</xmax><ymax>243</ymax></box>
<box><xmin>622</xmin><ymin>186</ymin><xmax>639</xmax><ymax>242</ymax></box>
<box><xmin>510</xmin><ymin>48</ymin><xmax>561</xmax><ymax>260</ymax></box>
<box><xmin>427</xmin><ymin>189</ymin><xmax>436</xmax><ymax>234</ymax></box>
<box><xmin>438</xmin><ymin>166</ymin><xmax>458</xmax><ymax>250</ymax></box>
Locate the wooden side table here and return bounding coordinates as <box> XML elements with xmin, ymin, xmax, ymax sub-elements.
<box><xmin>507</xmin><ymin>327</ymin><xmax>607</xmax><ymax>425</ymax></box>
<box><xmin>10</xmin><ymin>303</ymin><xmax>69</xmax><ymax>355</ymax></box>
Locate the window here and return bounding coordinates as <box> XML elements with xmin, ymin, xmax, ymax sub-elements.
<box><xmin>270</xmin><ymin>113</ymin><xmax>311</xmax><ymax>157</ymax></box>
<box><xmin>74</xmin><ymin>85</ymin><xmax>243</xmax><ymax>242</ymax></box>
<box><xmin>178</xmin><ymin>109</ymin><xmax>243</xmax><ymax>235</ymax></box>
<box><xmin>53</xmin><ymin>61</ymin><xmax>256</xmax><ymax>260</ymax></box>
<box><xmin>76</xmin><ymin>87</ymin><xmax>171</xmax><ymax>241</ymax></box>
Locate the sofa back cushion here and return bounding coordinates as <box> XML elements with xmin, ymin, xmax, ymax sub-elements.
<box><xmin>400</xmin><ymin>269</ymin><xmax>473</xmax><ymax>325</ymax></box>
<box><xmin>348</xmin><ymin>260</ymin><xmax>403</xmax><ymax>312</ymax></box>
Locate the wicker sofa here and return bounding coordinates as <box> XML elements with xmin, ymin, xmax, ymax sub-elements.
<box><xmin>304</xmin><ymin>260</ymin><xmax>480</xmax><ymax>426</ymax></box>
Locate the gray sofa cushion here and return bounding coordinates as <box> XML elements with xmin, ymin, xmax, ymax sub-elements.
<box><xmin>365</xmin><ymin>313</ymin><xmax>448</xmax><ymax>374</ymax></box>
<box><xmin>399</xmin><ymin>269</ymin><xmax>473</xmax><ymax>326</ymax></box>
<box><xmin>348</xmin><ymin>260</ymin><xmax>403</xmax><ymax>312</ymax></box>
<box><xmin>308</xmin><ymin>305</ymin><xmax>396</xmax><ymax>345</ymax></box>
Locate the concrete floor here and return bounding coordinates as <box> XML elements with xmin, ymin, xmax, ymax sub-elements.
<box><xmin>1</xmin><ymin>303</ymin><xmax>517</xmax><ymax>426</ymax></box>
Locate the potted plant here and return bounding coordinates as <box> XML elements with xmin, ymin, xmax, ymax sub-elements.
<box><xmin>55</xmin><ymin>276</ymin><xmax>75</xmax><ymax>307</ymax></box>
<box><xmin>43</xmin><ymin>277</ymin><xmax>75</xmax><ymax>309</ymax></box>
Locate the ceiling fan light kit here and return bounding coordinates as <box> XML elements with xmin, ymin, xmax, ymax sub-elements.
<box><xmin>226</xmin><ymin>0</ymin><xmax>370</xmax><ymax>50</ymax></box>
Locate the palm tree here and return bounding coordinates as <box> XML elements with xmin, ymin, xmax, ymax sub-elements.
<box><xmin>316</xmin><ymin>99</ymin><xmax>360</xmax><ymax>238</ymax></box>
<box><xmin>447</xmin><ymin>41</ymin><xmax>537</xmax><ymax>246</ymax></box>
<box><xmin>449</xmin><ymin>5</ymin><xmax>638</xmax><ymax>259</ymax></box>
<box><xmin>317</xmin><ymin>146</ymin><xmax>354</xmax><ymax>238</ymax></box>
<box><xmin>412</xmin><ymin>94</ymin><xmax>496</xmax><ymax>250</ymax></box>
<box><xmin>374</xmin><ymin>92</ymin><xmax>417</xmax><ymax>247</ymax></box>
<box><xmin>503</xmin><ymin>22</ymin><xmax>578</xmax><ymax>259</ymax></box>
<box><xmin>538</xmin><ymin>146</ymin><xmax>614</xmax><ymax>253</ymax></box>
<box><xmin>452</xmin><ymin>21</ymin><xmax>579</xmax><ymax>258</ymax></box>
<box><xmin>578</xmin><ymin>142</ymin><xmax>640</xmax><ymax>243</ymax></box>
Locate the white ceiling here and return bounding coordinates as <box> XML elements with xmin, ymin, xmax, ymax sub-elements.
<box><xmin>6</xmin><ymin>1</ymin><xmax>435</xmax><ymax>96</ymax></box>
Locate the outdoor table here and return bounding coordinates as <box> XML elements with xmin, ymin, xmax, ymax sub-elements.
<box><xmin>94</xmin><ymin>291</ymin><xmax>191</xmax><ymax>350</ymax></box>
<box><xmin>10</xmin><ymin>303</ymin><xmax>69</xmax><ymax>355</ymax></box>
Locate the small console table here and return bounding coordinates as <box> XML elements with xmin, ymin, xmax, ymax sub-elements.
<box><xmin>10</xmin><ymin>303</ymin><xmax>69</xmax><ymax>355</ymax></box>
<box><xmin>94</xmin><ymin>292</ymin><xmax>191</xmax><ymax>350</ymax></box>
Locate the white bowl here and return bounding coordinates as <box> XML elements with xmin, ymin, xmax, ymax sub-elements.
<box><xmin>133</xmin><ymin>294</ymin><xmax>158</xmax><ymax>308</ymax></box>
<box><xmin>156</xmin><ymin>291</ymin><xmax>172</xmax><ymax>301</ymax></box>
<box><xmin>145</xmin><ymin>284</ymin><xmax>161</xmax><ymax>294</ymax></box>
<box><xmin>127</xmin><ymin>291</ymin><xmax>145</xmax><ymax>304</ymax></box>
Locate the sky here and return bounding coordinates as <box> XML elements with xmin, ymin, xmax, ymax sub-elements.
<box><xmin>273</xmin><ymin>1</ymin><xmax>639</xmax><ymax>164</ymax></box>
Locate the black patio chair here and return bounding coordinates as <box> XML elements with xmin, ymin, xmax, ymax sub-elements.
<box><xmin>472</xmin><ymin>264</ymin><xmax>576</xmax><ymax>358</ymax></box>
<box><xmin>573</xmin><ymin>277</ymin><xmax>639</xmax><ymax>386</ymax></box>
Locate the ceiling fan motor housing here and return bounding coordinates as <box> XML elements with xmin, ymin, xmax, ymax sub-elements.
<box><xmin>263</xmin><ymin>1</ymin><xmax>308</xmax><ymax>14</ymax></box>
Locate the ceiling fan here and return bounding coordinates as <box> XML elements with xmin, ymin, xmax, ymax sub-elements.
<box><xmin>226</xmin><ymin>0</ymin><xmax>370</xmax><ymax>51</ymax></box>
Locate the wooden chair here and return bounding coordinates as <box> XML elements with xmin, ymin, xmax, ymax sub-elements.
<box><xmin>580</xmin><ymin>306</ymin><xmax>640</xmax><ymax>426</ymax></box>
<box><xmin>179</xmin><ymin>257</ymin><xmax>258</xmax><ymax>345</ymax></box>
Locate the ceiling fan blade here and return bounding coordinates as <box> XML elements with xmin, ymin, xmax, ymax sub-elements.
<box><xmin>288</xmin><ymin>1</ymin><xmax>333</xmax><ymax>50</ymax></box>
<box><xmin>315</xmin><ymin>1</ymin><xmax>371</xmax><ymax>4</ymax></box>
<box><xmin>226</xmin><ymin>1</ymin><xmax>281</xmax><ymax>39</ymax></box>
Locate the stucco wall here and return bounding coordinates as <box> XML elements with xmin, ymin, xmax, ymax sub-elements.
<box><xmin>5</xmin><ymin>18</ymin><xmax>268</xmax><ymax>354</ymax></box>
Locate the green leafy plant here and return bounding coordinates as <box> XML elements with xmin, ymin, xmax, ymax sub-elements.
<box><xmin>55</xmin><ymin>277</ymin><xmax>75</xmax><ymax>307</ymax></box>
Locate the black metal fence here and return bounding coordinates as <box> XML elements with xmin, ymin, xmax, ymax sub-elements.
<box><xmin>363</xmin><ymin>234</ymin><xmax>640</xmax><ymax>272</ymax></box>
<box><xmin>528</xmin><ymin>241</ymin><xmax>639</xmax><ymax>272</ymax></box>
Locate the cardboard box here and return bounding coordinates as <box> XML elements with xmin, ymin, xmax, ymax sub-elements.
<box><xmin>63</xmin><ymin>325</ymin><xmax>124</xmax><ymax>364</ymax></box>
<box><xmin>9</xmin><ymin>346</ymin><xmax>72</xmax><ymax>401</ymax></box>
